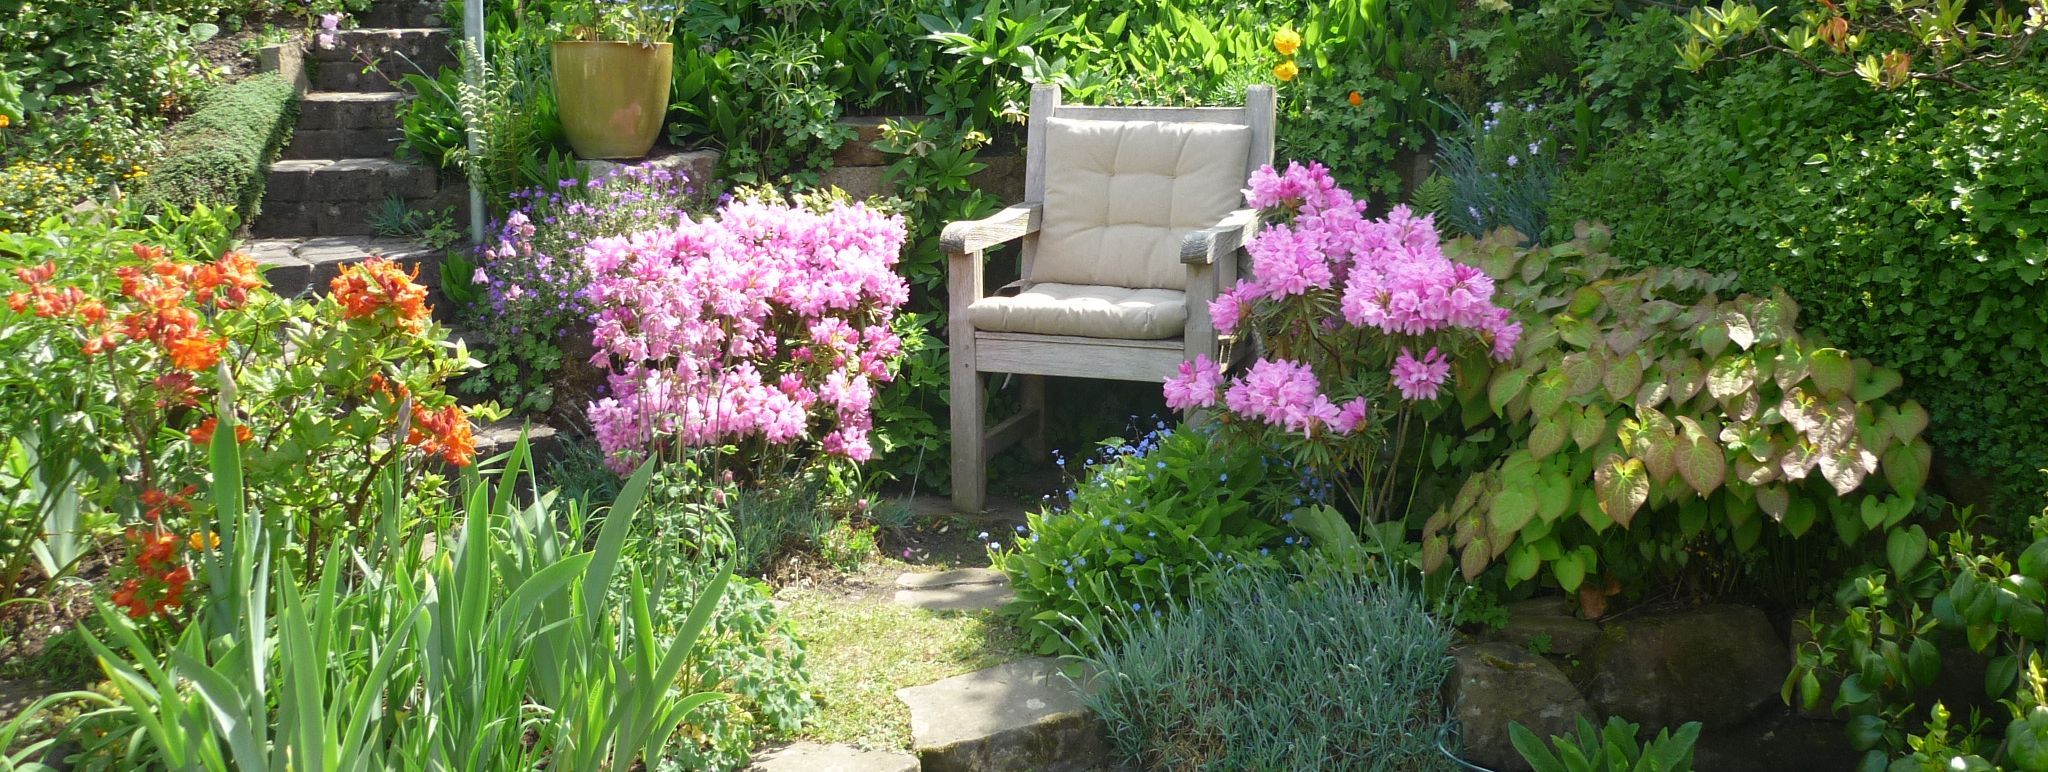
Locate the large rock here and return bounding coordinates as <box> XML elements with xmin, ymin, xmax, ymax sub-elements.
<box><xmin>1447</xmin><ymin>642</ymin><xmax>1593</xmax><ymax>772</ymax></box>
<box><xmin>895</xmin><ymin>657</ymin><xmax>1109</xmax><ymax>771</ymax></box>
<box><xmin>1493</xmin><ymin>596</ymin><xmax>1602</xmax><ymax>659</ymax></box>
<box><xmin>1586</xmin><ymin>604</ymin><xmax>1787</xmax><ymax>731</ymax></box>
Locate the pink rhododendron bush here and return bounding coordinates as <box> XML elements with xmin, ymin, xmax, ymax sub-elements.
<box><xmin>582</xmin><ymin>192</ymin><xmax>909</xmax><ymax>475</ymax></box>
<box><xmin>1165</xmin><ymin>161</ymin><xmax>1520</xmax><ymax>515</ymax></box>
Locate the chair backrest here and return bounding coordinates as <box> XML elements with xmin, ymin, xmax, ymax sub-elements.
<box><xmin>1020</xmin><ymin>84</ymin><xmax>1277</xmax><ymax>291</ymax></box>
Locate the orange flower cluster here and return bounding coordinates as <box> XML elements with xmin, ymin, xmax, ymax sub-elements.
<box><xmin>331</xmin><ymin>258</ymin><xmax>430</xmax><ymax>332</ymax></box>
<box><xmin>111</xmin><ymin>529</ymin><xmax>193</xmax><ymax>619</ymax></box>
<box><xmin>188</xmin><ymin>416</ymin><xmax>253</xmax><ymax>446</ymax></box>
<box><xmin>7</xmin><ymin>261</ymin><xmax>103</xmax><ymax>323</ymax></box>
<box><xmin>407</xmin><ymin>403</ymin><xmax>476</xmax><ymax>467</ymax></box>
<box><xmin>112</xmin><ymin>246</ymin><xmax>265</xmax><ymax>371</ymax></box>
<box><xmin>140</xmin><ymin>484</ymin><xmax>197</xmax><ymax>522</ymax></box>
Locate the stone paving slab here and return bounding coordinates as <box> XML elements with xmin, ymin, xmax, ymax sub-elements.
<box><xmin>896</xmin><ymin>657</ymin><xmax>1108</xmax><ymax>772</ymax></box>
<box><xmin>747</xmin><ymin>742</ymin><xmax>918</xmax><ymax>772</ymax></box>
<box><xmin>896</xmin><ymin>567</ymin><xmax>1008</xmax><ymax>589</ymax></box>
<box><xmin>244</xmin><ymin>236</ymin><xmax>440</xmax><ymax>297</ymax></box>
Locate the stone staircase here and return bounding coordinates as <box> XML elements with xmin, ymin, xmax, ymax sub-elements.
<box><xmin>249</xmin><ymin>1</ymin><xmax>461</xmax><ymax>299</ymax></box>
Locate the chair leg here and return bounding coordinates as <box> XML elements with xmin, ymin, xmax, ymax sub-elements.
<box><xmin>951</xmin><ymin>367</ymin><xmax>986</xmax><ymax>514</ymax></box>
<box><xmin>1021</xmin><ymin>375</ymin><xmax>1047</xmax><ymax>462</ymax></box>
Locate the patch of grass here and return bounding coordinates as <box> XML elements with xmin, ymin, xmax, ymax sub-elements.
<box><xmin>778</xmin><ymin>591</ymin><xmax>1027</xmax><ymax>750</ymax></box>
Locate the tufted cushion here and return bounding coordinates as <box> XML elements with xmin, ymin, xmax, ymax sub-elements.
<box><xmin>966</xmin><ymin>283</ymin><xmax>1187</xmax><ymax>340</ymax></box>
<box><xmin>1033</xmin><ymin>117</ymin><xmax>1252</xmax><ymax>291</ymax></box>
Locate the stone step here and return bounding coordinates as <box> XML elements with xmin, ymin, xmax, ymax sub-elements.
<box><xmin>893</xmin><ymin>568</ymin><xmax>1015</xmax><ymax>612</ymax></box>
<box><xmin>299</xmin><ymin>91</ymin><xmax>411</xmax><ymax>132</ymax></box>
<box><xmin>282</xmin><ymin>128</ymin><xmax>402</xmax><ymax>160</ymax></box>
<box><xmin>263</xmin><ymin>157</ymin><xmax>439</xmax><ymax>204</ymax></box>
<box><xmin>895</xmin><ymin>658</ymin><xmax>1110</xmax><ymax>772</ymax></box>
<box><xmin>308</xmin><ymin>29</ymin><xmax>455</xmax><ymax>93</ymax></box>
<box><xmin>244</xmin><ymin>236</ymin><xmax>441</xmax><ymax>299</ymax></box>
<box><xmin>358</xmin><ymin>1</ymin><xmax>444</xmax><ymax>28</ymax></box>
<box><xmin>747</xmin><ymin>742</ymin><xmax>918</xmax><ymax>772</ymax></box>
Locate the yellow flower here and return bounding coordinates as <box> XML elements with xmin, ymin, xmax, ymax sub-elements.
<box><xmin>1273</xmin><ymin>60</ymin><xmax>1299</xmax><ymax>82</ymax></box>
<box><xmin>1273</xmin><ymin>28</ymin><xmax>1302</xmax><ymax>56</ymax></box>
<box><xmin>0</xmin><ymin>114</ymin><xmax>10</xmax><ymax>128</ymax></box>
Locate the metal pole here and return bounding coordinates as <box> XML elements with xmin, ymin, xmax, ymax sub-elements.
<box><xmin>464</xmin><ymin>0</ymin><xmax>486</xmax><ymax>243</ymax></box>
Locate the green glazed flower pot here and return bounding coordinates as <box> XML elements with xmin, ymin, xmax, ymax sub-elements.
<box><xmin>551</xmin><ymin>41</ymin><xmax>673</xmax><ymax>160</ymax></box>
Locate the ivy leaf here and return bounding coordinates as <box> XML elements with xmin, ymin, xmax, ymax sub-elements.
<box><xmin>1593</xmin><ymin>455</ymin><xmax>1649</xmax><ymax>528</ymax></box>
<box><xmin>1756</xmin><ymin>484</ymin><xmax>1791</xmax><ymax>522</ymax></box>
<box><xmin>1809</xmin><ymin>348</ymin><xmax>1853</xmax><ymax>397</ymax></box>
<box><xmin>1489</xmin><ymin>366</ymin><xmax>1531</xmax><ymax>417</ymax></box>
<box><xmin>1572</xmin><ymin>406</ymin><xmax>1610</xmax><ymax>451</ymax></box>
<box><xmin>1883</xmin><ymin>440</ymin><xmax>1932</xmax><ymax>498</ymax></box>
<box><xmin>1676</xmin><ymin>430</ymin><xmax>1726</xmax><ymax>496</ymax></box>
<box><xmin>1603</xmin><ymin>352</ymin><xmax>1644</xmax><ymax>403</ymax></box>
<box><xmin>1529</xmin><ymin>415</ymin><xmax>1569</xmax><ymax>460</ymax></box>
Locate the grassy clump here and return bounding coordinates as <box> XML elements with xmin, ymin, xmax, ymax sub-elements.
<box><xmin>1079</xmin><ymin>567</ymin><xmax>1458</xmax><ymax>771</ymax></box>
<box><xmin>139</xmin><ymin>72</ymin><xmax>297</xmax><ymax>218</ymax></box>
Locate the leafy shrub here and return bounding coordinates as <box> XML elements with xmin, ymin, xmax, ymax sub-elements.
<box><xmin>1420</xmin><ymin>227</ymin><xmax>1930</xmax><ymax>604</ymax></box>
<box><xmin>991</xmin><ymin>425</ymin><xmax>1310</xmax><ymax>653</ymax></box>
<box><xmin>1788</xmin><ymin>505</ymin><xmax>2048</xmax><ymax>769</ymax></box>
<box><xmin>581</xmin><ymin>190</ymin><xmax>908</xmax><ymax>475</ymax></box>
<box><xmin>1510</xmin><ymin>716</ymin><xmax>1702</xmax><ymax>772</ymax></box>
<box><xmin>137</xmin><ymin>72</ymin><xmax>298</xmax><ymax>218</ymax></box>
<box><xmin>459</xmin><ymin>164</ymin><xmax>701</xmax><ymax>415</ymax></box>
<box><xmin>1551</xmin><ymin>59</ymin><xmax>2048</xmax><ymax>506</ymax></box>
<box><xmin>1078</xmin><ymin>566</ymin><xmax>1456</xmax><ymax>771</ymax></box>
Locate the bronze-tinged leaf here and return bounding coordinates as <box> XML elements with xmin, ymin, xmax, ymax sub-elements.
<box><xmin>1676</xmin><ymin>430</ymin><xmax>1727</xmax><ymax>496</ymax></box>
<box><xmin>1561</xmin><ymin>351</ymin><xmax>1604</xmax><ymax>398</ymax></box>
<box><xmin>1756</xmin><ymin>484</ymin><xmax>1791</xmax><ymax>522</ymax></box>
<box><xmin>1809</xmin><ymin>347</ymin><xmax>1853</xmax><ymax>397</ymax></box>
<box><xmin>1452</xmin><ymin>474</ymin><xmax>1486</xmax><ymax>516</ymax></box>
<box><xmin>1634</xmin><ymin>377</ymin><xmax>1671</xmax><ymax>410</ymax></box>
<box><xmin>1721</xmin><ymin>388</ymin><xmax>1760</xmax><ymax>422</ymax></box>
<box><xmin>1639</xmin><ymin>299</ymin><xmax>1683</xmax><ymax>326</ymax></box>
<box><xmin>1461</xmin><ymin>539</ymin><xmax>1492</xmax><ymax>580</ymax></box>
<box><xmin>1884</xmin><ymin>400</ymin><xmax>1930</xmax><ymax>442</ymax></box>
<box><xmin>1780</xmin><ymin>387</ymin><xmax>1824</xmax><ymax>435</ymax></box>
<box><xmin>1604</xmin><ymin>352</ymin><xmax>1645</xmax><ymax>403</ymax></box>
<box><xmin>1421</xmin><ymin>535</ymin><xmax>1449</xmax><ymax>574</ymax></box>
<box><xmin>1708</xmin><ymin>354</ymin><xmax>1757</xmax><ymax>401</ymax></box>
<box><xmin>1423</xmin><ymin>506</ymin><xmax>1455</xmax><ymax>534</ymax></box>
<box><xmin>1529</xmin><ymin>370</ymin><xmax>1569</xmax><ymax>420</ymax></box>
<box><xmin>1578</xmin><ymin>583</ymin><xmax>1612</xmax><ymax>620</ymax></box>
<box><xmin>1606</xmin><ymin>326</ymin><xmax>1649</xmax><ymax>357</ymax></box>
<box><xmin>1780</xmin><ymin>440</ymin><xmax>1819</xmax><ymax>481</ymax></box>
<box><xmin>1453</xmin><ymin>510</ymin><xmax>1479</xmax><ymax>547</ymax></box>
<box><xmin>1734</xmin><ymin>455</ymin><xmax>1779</xmax><ymax>486</ymax></box>
<box><xmin>1572</xmin><ymin>406</ymin><xmax>1610</xmax><ymax>451</ymax></box>
<box><xmin>1774</xmin><ymin>342</ymin><xmax>1811</xmax><ymax>392</ymax></box>
<box><xmin>1699</xmin><ymin>318</ymin><xmax>1731</xmax><ymax>358</ymax></box>
<box><xmin>1489</xmin><ymin>366</ymin><xmax>1531</xmax><ymax>418</ymax></box>
<box><xmin>1723</xmin><ymin>307</ymin><xmax>1756</xmax><ymax>350</ymax></box>
<box><xmin>1884</xmin><ymin>440</ymin><xmax>1931</xmax><ymax>498</ymax></box>
<box><xmin>1520</xmin><ymin>251</ymin><xmax>1552</xmax><ymax>284</ymax></box>
<box><xmin>1671</xmin><ymin>357</ymin><xmax>1707</xmax><ymax>404</ymax></box>
<box><xmin>1819</xmin><ymin>441</ymin><xmax>1878</xmax><ymax>496</ymax></box>
<box><xmin>1593</xmin><ymin>454</ymin><xmax>1649</xmax><ymax>528</ymax></box>
<box><xmin>1529</xmin><ymin>415</ymin><xmax>1569</xmax><ymax>460</ymax></box>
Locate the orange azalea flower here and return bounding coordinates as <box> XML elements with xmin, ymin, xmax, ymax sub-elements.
<box><xmin>406</xmin><ymin>403</ymin><xmax>476</xmax><ymax>467</ymax></box>
<box><xmin>194</xmin><ymin>251</ymin><xmax>265</xmax><ymax>309</ymax></box>
<box><xmin>331</xmin><ymin>258</ymin><xmax>430</xmax><ymax>332</ymax></box>
<box><xmin>188</xmin><ymin>417</ymin><xmax>253</xmax><ymax>446</ymax></box>
<box><xmin>165</xmin><ymin>334</ymin><xmax>224</xmax><ymax>371</ymax></box>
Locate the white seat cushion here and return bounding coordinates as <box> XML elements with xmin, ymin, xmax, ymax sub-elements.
<box><xmin>967</xmin><ymin>283</ymin><xmax>1186</xmax><ymax>340</ymax></box>
<box><xmin>1034</xmin><ymin>117</ymin><xmax>1253</xmax><ymax>291</ymax></box>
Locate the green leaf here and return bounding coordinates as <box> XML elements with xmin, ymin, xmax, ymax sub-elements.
<box><xmin>1507</xmin><ymin>542</ymin><xmax>1541</xmax><ymax>584</ymax></box>
<box><xmin>1571</xmin><ymin>407</ymin><xmax>1609</xmax><ymax>451</ymax></box>
<box><xmin>1530</xmin><ymin>415</ymin><xmax>1569</xmax><ymax>460</ymax></box>
<box><xmin>1906</xmin><ymin>637</ymin><xmax>1940</xmax><ymax>689</ymax></box>
<box><xmin>1561</xmin><ymin>351</ymin><xmax>1604</xmax><ymax>398</ymax></box>
<box><xmin>1675</xmin><ymin>430</ymin><xmax>1726</xmax><ymax>496</ymax></box>
<box><xmin>1553</xmin><ymin>553</ymin><xmax>1587</xmax><ymax>593</ymax></box>
<box><xmin>1845</xmin><ymin>713</ymin><xmax>1886</xmax><ymax>751</ymax></box>
<box><xmin>1604</xmin><ymin>352</ymin><xmax>1644</xmax><ymax>403</ymax></box>
<box><xmin>1887</xmin><ymin>526</ymin><xmax>1928</xmax><ymax>576</ymax></box>
<box><xmin>1490</xmin><ymin>367</ymin><xmax>1532</xmax><ymax>417</ymax></box>
<box><xmin>1852</xmin><ymin>364</ymin><xmax>1903</xmax><ymax>402</ymax></box>
<box><xmin>1809</xmin><ymin>348</ymin><xmax>1853</xmax><ymax>397</ymax></box>
<box><xmin>2020</xmin><ymin>542</ymin><xmax>2048</xmax><ymax>583</ymax></box>
<box><xmin>1882</xmin><ymin>441</ymin><xmax>1931</xmax><ymax>498</ymax></box>
<box><xmin>1491</xmin><ymin>487</ymin><xmax>1538</xmax><ymax>536</ymax></box>
<box><xmin>1988</xmin><ymin>654</ymin><xmax>2020</xmax><ymax>698</ymax></box>
<box><xmin>1593</xmin><ymin>455</ymin><xmax>1649</xmax><ymax>528</ymax></box>
<box><xmin>1529</xmin><ymin>370</ymin><xmax>1569</xmax><ymax>419</ymax></box>
<box><xmin>1536</xmin><ymin>469</ymin><xmax>1572</xmax><ymax>523</ymax></box>
<box><xmin>1756</xmin><ymin>485</ymin><xmax>1790</xmax><ymax>522</ymax></box>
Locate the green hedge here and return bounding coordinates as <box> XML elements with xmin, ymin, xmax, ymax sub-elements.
<box><xmin>139</xmin><ymin>71</ymin><xmax>298</xmax><ymax>219</ymax></box>
<box><xmin>1551</xmin><ymin>59</ymin><xmax>2048</xmax><ymax>506</ymax></box>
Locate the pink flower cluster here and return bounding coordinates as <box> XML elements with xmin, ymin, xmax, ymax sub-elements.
<box><xmin>582</xmin><ymin>197</ymin><xmax>909</xmax><ymax>473</ymax></box>
<box><xmin>1164</xmin><ymin>162</ymin><xmax>1519</xmax><ymax>438</ymax></box>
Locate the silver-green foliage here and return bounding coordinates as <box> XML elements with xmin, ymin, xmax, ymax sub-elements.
<box><xmin>14</xmin><ymin>427</ymin><xmax>730</xmax><ymax>771</ymax></box>
<box><xmin>1077</xmin><ymin>567</ymin><xmax>1457</xmax><ymax>771</ymax></box>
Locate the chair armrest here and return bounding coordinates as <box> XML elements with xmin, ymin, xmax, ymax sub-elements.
<box><xmin>1180</xmin><ymin>208</ymin><xmax>1262</xmax><ymax>265</ymax></box>
<box><xmin>940</xmin><ymin>204</ymin><xmax>1044</xmax><ymax>255</ymax></box>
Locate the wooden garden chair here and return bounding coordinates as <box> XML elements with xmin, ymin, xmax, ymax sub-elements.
<box><xmin>942</xmin><ymin>83</ymin><xmax>1277</xmax><ymax>512</ymax></box>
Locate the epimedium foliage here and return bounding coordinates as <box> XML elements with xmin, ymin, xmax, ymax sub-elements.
<box><xmin>1679</xmin><ymin>0</ymin><xmax>2048</xmax><ymax>92</ymax></box>
<box><xmin>1790</xmin><ymin>505</ymin><xmax>2048</xmax><ymax>771</ymax></box>
<box><xmin>1420</xmin><ymin>226</ymin><xmax>1931</xmax><ymax>606</ymax></box>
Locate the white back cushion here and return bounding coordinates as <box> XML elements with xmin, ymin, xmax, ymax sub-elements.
<box><xmin>1033</xmin><ymin>117</ymin><xmax>1252</xmax><ymax>291</ymax></box>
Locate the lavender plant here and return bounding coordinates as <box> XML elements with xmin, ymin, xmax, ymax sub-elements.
<box><xmin>457</xmin><ymin>164</ymin><xmax>700</xmax><ymax>415</ymax></box>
